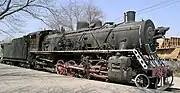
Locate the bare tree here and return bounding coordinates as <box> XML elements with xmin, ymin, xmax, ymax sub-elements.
<box><xmin>0</xmin><ymin>0</ymin><xmax>55</xmax><ymax>37</ymax></box>
<box><xmin>47</xmin><ymin>0</ymin><xmax>103</xmax><ymax>30</ymax></box>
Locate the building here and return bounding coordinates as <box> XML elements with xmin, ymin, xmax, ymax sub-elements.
<box><xmin>157</xmin><ymin>37</ymin><xmax>180</xmax><ymax>61</ymax></box>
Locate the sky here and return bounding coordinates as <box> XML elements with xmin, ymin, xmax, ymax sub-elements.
<box><xmin>1</xmin><ymin>0</ymin><xmax>180</xmax><ymax>40</ymax></box>
<box><xmin>89</xmin><ymin>0</ymin><xmax>180</xmax><ymax>37</ymax></box>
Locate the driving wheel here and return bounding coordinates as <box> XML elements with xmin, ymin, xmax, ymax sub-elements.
<box><xmin>56</xmin><ymin>60</ymin><xmax>65</xmax><ymax>75</ymax></box>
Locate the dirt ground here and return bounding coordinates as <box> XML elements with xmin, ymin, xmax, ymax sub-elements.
<box><xmin>0</xmin><ymin>64</ymin><xmax>178</xmax><ymax>93</ymax></box>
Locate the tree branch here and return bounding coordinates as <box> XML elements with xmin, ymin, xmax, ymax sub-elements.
<box><xmin>0</xmin><ymin>0</ymin><xmax>11</xmax><ymax>16</ymax></box>
<box><xmin>1</xmin><ymin>18</ymin><xmax>19</xmax><ymax>33</ymax></box>
<box><xmin>60</xmin><ymin>5</ymin><xmax>73</xmax><ymax>30</ymax></box>
<box><xmin>0</xmin><ymin>29</ymin><xmax>14</xmax><ymax>37</ymax></box>
<box><xmin>0</xmin><ymin>0</ymin><xmax>7</xmax><ymax>6</ymax></box>
<box><xmin>0</xmin><ymin>0</ymin><xmax>35</xmax><ymax>20</ymax></box>
<box><xmin>28</xmin><ymin>4</ymin><xmax>54</xmax><ymax>14</ymax></box>
<box><xmin>0</xmin><ymin>0</ymin><xmax>55</xmax><ymax>37</ymax></box>
<box><xmin>22</xmin><ymin>9</ymin><xmax>51</xmax><ymax>27</ymax></box>
<box><xmin>47</xmin><ymin>0</ymin><xmax>103</xmax><ymax>30</ymax></box>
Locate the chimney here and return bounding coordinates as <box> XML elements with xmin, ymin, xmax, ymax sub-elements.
<box><xmin>126</xmin><ymin>11</ymin><xmax>136</xmax><ymax>22</ymax></box>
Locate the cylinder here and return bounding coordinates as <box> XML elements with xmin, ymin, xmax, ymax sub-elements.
<box><xmin>126</xmin><ymin>11</ymin><xmax>136</xmax><ymax>22</ymax></box>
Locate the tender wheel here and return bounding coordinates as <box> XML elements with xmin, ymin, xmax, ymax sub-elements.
<box><xmin>134</xmin><ymin>74</ymin><xmax>150</xmax><ymax>88</ymax></box>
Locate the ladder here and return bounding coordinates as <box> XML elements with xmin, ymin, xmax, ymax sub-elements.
<box><xmin>132</xmin><ymin>49</ymin><xmax>148</xmax><ymax>69</ymax></box>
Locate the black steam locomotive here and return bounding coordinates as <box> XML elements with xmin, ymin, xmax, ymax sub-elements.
<box><xmin>1</xmin><ymin>11</ymin><xmax>173</xmax><ymax>89</ymax></box>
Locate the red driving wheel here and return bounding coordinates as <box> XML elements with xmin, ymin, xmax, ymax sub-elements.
<box><xmin>56</xmin><ymin>60</ymin><xmax>65</xmax><ymax>75</ymax></box>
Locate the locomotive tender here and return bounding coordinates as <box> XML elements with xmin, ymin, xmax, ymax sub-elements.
<box><xmin>1</xmin><ymin>11</ymin><xmax>173</xmax><ymax>89</ymax></box>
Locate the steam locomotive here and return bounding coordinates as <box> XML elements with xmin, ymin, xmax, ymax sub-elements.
<box><xmin>1</xmin><ymin>11</ymin><xmax>173</xmax><ymax>89</ymax></box>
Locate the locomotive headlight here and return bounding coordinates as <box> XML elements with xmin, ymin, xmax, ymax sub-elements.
<box><xmin>148</xmin><ymin>27</ymin><xmax>155</xmax><ymax>36</ymax></box>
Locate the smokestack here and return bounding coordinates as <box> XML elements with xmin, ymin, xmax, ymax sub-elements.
<box><xmin>126</xmin><ymin>11</ymin><xmax>136</xmax><ymax>22</ymax></box>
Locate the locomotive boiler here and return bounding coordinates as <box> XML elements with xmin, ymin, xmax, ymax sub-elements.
<box><xmin>42</xmin><ymin>11</ymin><xmax>169</xmax><ymax>55</ymax></box>
<box><xmin>1</xmin><ymin>11</ymin><xmax>173</xmax><ymax>89</ymax></box>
